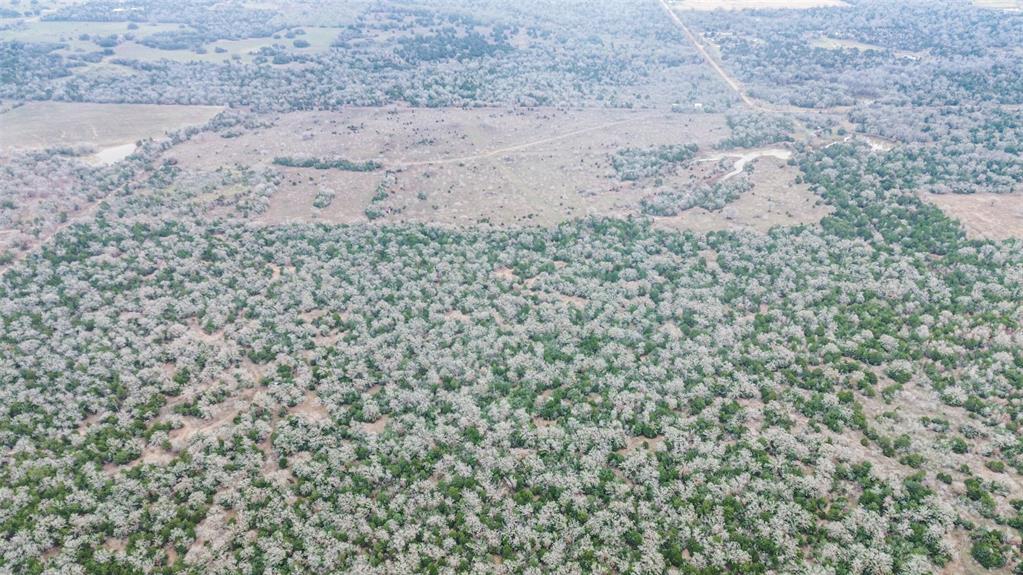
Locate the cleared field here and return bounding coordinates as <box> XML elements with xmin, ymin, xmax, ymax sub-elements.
<box><xmin>922</xmin><ymin>192</ymin><xmax>1023</xmax><ymax>241</ymax></box>
<box><xmin>246</xmin><ymin>0</ymin><xmax>370</xmax><ymax>26</ymax></box>
<box><xmin>810</xmin><ymin>37</ymin><xmax>925</xmax><ymax>60</ymax></box>
<box><xmin>810</xmin><ymin>37</ymin><xmax>883</xmax><ymax>52</ymax></box>
<box><xmin>165</xmin><ymin>107</ymin><xmax>734</xmax><ymax>226</ymax></box>
<box><xmin>0</xmin><ymin>21</ymin><xmax>185</xmax><ymax>52</ymax></box>
<box><xmin>671</xmin><ymin>0</ymin><xmax>847</xmax><ymax>10</ymax></box>
<box><xmin>0</xmin><ymin>19</ymin><xmax>339</xmax><ymax>65</ymax></box>
<box><xmin>0</xmin><ymin>0</ymin><xmax>91</xmax><ymax>18</ymax></box>
<box><xmin>973</xmin><ymin>0</ymin><xmax>1023</xmax><ymax>9</ymax></box>
<box><xmin>163</xmin><ymin>107</ymin><xmax>825</xmax><ymax>230</ymax></box>
<box><xmin>652</xmin><ymin>157</ymin><xmax>830</xmax><ymax>233</ymax></box>
<box><xmin>110</xmin><ymin>27</ymin><xmax>342</xmax><ymax>64</ymax></box>
<box><xmin>0</xmin><ymin>102</ymin><xmax>223</xmax><ymax>153</ymax></box>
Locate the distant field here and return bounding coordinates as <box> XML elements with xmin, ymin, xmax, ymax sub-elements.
<box><xmin>653</xmin><ymin>156</ymin><xmax>829</xmax><ymax>233</ymax></box>
<box><xmin>810</xmin><ymin>37</ymin><xmax>925</xmax><ymax>60</ymax></box>
<box><xmin>162</xmin><ymin>107</ymin><xmax>821</xmax><ymax>230</ymax></box>
<box><xmin>110</xmin><ymin>27</ymin><xmax>342</xmax><ymax>64</ymax></box>
<box><xmin>0</xmin><ymin>21</ymin><xmax>186</xmax><ymax>52</ymax></box>
<box><xmin>0</xmin><ymin>19</ymin><xmax>339</xmax><ymax>65</ymax></box>
<box><xmin>922</xmin><ymin>192</ymin><xmax>1023</xmax><ymax>240</ymax></box>
<box><xmin>810</xmin><ymin>37</ymin><xmax>883</xmax><ymax>52</ymax></box>
<box><xmin>0</xmin><ymin>102</ymin><xmax>222</xmax><ymax>151</ymax></box>
<box><xmin>672</xmin><ymin>0</ymin><xmax>847</xmax><ymax>10</ymax></box>
<box><xmin>165</xmin><ymin>108</ymin><xmax>732</xmax><ymax>226</ymax></box>
<box><xmin>973</xmin><ymin>0</ymin><xmax>1023</xmax><ymax>9</ymax></box>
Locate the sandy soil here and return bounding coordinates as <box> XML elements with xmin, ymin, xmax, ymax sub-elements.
<box><xmin>696</xmin><ymin>147</ymin><xmax>791</xmax><ymax>181</ymax></box>
<box><xmin>361</xmin><ymin>415</ymin><xmax>390</xmax><ymax>434</ymax></box>
<box><xmin>290</xmin><ymin>391</ymin><xmax>330</xmax><ymax>423</ymax></box>
<box><xmin>86</xmin><ymin>143</ymin><xmax>137</xmax><ymax>166</ymax></box>
<box><xmin>618</xmin><ymin>435</ymin><xmax>666</xmax><ymax>454</ymax></box>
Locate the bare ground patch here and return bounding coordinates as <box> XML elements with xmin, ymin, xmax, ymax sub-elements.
<box><xmin>0</xmin><ymin>101</ymin><xmax>222</xmax><ymax>153</ymax></box>
<box><xmin>186</xmin><ymin>505</ymin><xmax>238</xmax><ymax>565</ymax></box>
<box><xmin>290</xmin><ymin>391</ymin><xmax>330</xmax><ymax>423</ymax></box>
<box><xmin>361</xmin><ymin>415</ymin><xmax>390</xmax><ymax>434</ymax></box>
<box><xmin>167</xmin><ymin>388</ymin><xmax>257</xmax><ymax>450</ymax></box>
<box><xmin>973</xmin><ymin>0</ymin><xmax>1023</xmax><ymax>10</ymax></box>
<box><xmin>652</xmin><ymin>156</ymin><xmax>831</xmax><ymax>233</ymax></box>
<box><xmin>921</xmin><ymin>192</ymin><xmax>1023</xmax><ymax>240</ymax></box>
<box><xmin>671</xmin><ymin>0</ymin><xmax>848</xmax><ymax>9</ymax></box>
<box><xmin>618</xmin><ymin>435</ymin><xmax>666</xmax><ymax>455</ymax></box>
<box><xmin>103</xmin><ymin>537</ymin><xmax>127</xmax><ymax>553</ymax></box>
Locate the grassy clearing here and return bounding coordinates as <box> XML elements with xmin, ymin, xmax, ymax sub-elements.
<box><xmin>973</xmin><ymin>0</ymin><xmax>1023</xmax><ymax>9</ymax></box>
<box><xmin>0</xmin><ymin>101</ymin><xmax>222</xmax><ymax>150</ymax></box>
<box><xmin>0</xmin><ymin>19</ymin><xmax>340</xmax><ymax>65</ymax></box>
<box><xmin>109</xmin><ymin>26</ymin><xmax>342</xmax><ymax>64</ymax></box>
<box><xmin>0</xmin><ymin>21</ymin><xmax>185</xmax><ymax>52</ymax></box>
<box><xmin>810</xmin><ymin>37</ymin><xmax>884</xmax><ymax>52</ymax></box>
<box><xmin>922</xmin><ymin>192</ymin><xmax>1023</xmax><ymax>240</ymax></box>
<box><xmin>672</xmin><ymin>0</ymin><xmax>847</xmax><ymax>10</ymax></box>
<box><xmin>111</xmin><ymin>37</ymin><xmax>275</xmax><ymax>64</ymax></box>
<box><xmin>651</xmin><ymin>157</ymin><xmax>829</xmax><ymax>233</ymax></box>
<box><xmin>161</xmin><ymin>107</ymin><xmax>828</xmax><ymax>230</ymax></box>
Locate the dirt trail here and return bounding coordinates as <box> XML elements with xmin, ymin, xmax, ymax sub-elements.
<box><xmin>391</xmin><ymin>119</ymin><xmax>631</xmax><ymax>168</ymax></box>
<box><xmin>656</xmin><ymin>0</ymin><xmax>765</xmax><ymax>111</ymax></box>
<box><xmin>696</xmin><ymin>147</ymin><xmax>792</xmax><ymax>181</ymax></box>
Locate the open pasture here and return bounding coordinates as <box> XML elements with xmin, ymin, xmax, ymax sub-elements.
<box><xmin>671</xmin><ymin>0</ymin><xmax>848</xmax><ymax>10</ymax></box>
<box><xmin>973</xmin><ymin>0</ymin><xmax>1023</xmax><ymax>9</ymax></box>
<box><xmin>0</xmin><ymin>20</ymin><xmax>184</xmax><ymax>52</ymax></box>
<box><xmin>164</xmin><ymin>106</ymin><xmax>820</xmax><ymax>229</ymax></box>
<box><xmin>0</xmin><ymin>101</ymin><xmax>222</xmax><ymax>159</ymax></box>
<box><xmin>923</xmin><ymin>192</ymin><xmax>1023</xmax><ymax>241</ymax></box>
<box><xmin>109</xmin><ymin>26</ymin><xmax>343</xmax><ymax>64</ymax></box>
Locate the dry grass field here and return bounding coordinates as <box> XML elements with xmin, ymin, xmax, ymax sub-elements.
<box><xmin>109</xmin><ymin>26</ymin><xmax>343</xmax><ymax>64</ymax></box>
<box><xmin>671</xmin><ymin>0</ymin><xmax>847</xmax><ymax>10</ymax></box>
<box><xmin>810</xmin><ymin>37</ymin><xmax>884</xmax><ymax>52</ymax></box>
<box><xmin>244</xmin><ymin>0</ymin><xmax>371</xmax><ymax>26</ymax></box>
<box><xmin>0</xmin><ymin>21</ymin><xmax>185</xmax><ymax>52</ymax></box>
<box><xmin>973</xmin><ymin>0</ymin><xmax>1023</xmax><ymax>9</ymax></box>
<box><xmin>161</xmin><ymin>106</ymin><xmax>826</xmax><ymax>230</ymax></box>
<box><xmin>0</xmin><ymin>101</ymin><xmax>222</xmax><ymax>156</ymax></box>
<box><xmin>652</xmin><ymin>156</ymin><xmax>830</xmax><ymax>233</ymax></box>
<box><xmin>810</xmin><ymin>37</ymin><xmax>926</xmax><ymax>61</ymax></box>
<box><xmin>0</xmin><ymin>0</ymin><xmax>90</xmax><ymax>17</ymax></box>
<box><xmin>0</xmin><ymin>18</ymin><xmax>342</xmax><ymax>66</ymax></box>
<box><xmin>922</xmin><ymin>192</ymin><xmax>1023</xmax><ymax>241</ymax></box>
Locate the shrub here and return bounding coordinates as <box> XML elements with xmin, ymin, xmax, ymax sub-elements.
<box><xmin>971</xmin><ymin>529</ymin><xmax>1007</xmax><ymax>569</ymax></box>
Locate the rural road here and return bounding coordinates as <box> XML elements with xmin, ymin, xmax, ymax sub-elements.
<box><xmin>696</xmin><ymin>148</ymin><xmax>793</xmax><ymax>181</ymax></box>
<box><xmin>655</xmin><ymin>0</ymin><xmax>767</xmax><ymax>111</ymax></box>
<box><xmin>655</xmin><ymin>0</ymin><xmax>856</xmax><ymax>118</ymax></box>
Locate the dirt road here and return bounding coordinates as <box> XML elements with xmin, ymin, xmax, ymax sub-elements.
<box><xmin>655</xmin><ymin>0</ymin><xmax>766</xmax><ymax>111</ymax></box>
<box><xmin>391</xmin><ymin>119</ymin><xmax>632</xmax><ymax>168</ymax></box>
